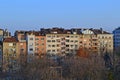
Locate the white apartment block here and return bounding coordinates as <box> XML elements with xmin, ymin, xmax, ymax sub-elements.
<box><xmin>27</xmin><ymin>34</ymin><xmax>35</xmax><ymax>55</ymax></box>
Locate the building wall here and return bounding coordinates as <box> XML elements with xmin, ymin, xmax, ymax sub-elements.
<box><xmin>3</xmin><ymin>42</ymin><xmax>19</xmax><ymax>72</ymax></box>
<box><xmin>16</xmin><ymin>32</ymin><xmax>26</xmax><ymax>42</ymax></box>
<box><xmin>35</xmin><ymin>36</ymin><xmax>46</xmax><ymax>55</ymax></box>
<box><xmin>27</xmin><ymin>34</ymin><xmax>35</xmax><ymax>55</ymax></box>
<box><xmin>18</xmin><ymin>42</ymin><xmax>27</xmax><ymax>64</ymax></box>
<box><xmin>46</xmin><ymin>34</ymin><xmax>79</xmax><ymax>55</ymax></box>
<box><xmin>97</xmin><ymin>34</ymin><xmax>113</xmax><ymax>54</ymax></box>
<box><xmin>0</xmin><ymin>29</ymin><xmax>3</xmax><ymax>42</ymax></box>
<box><xmin>46</xmin><ymin>34</ymin><xmax>61</xmax><ymax>55</ymax></box>
<box><xmin>113</xmin><ymin>29</ymin><xmax>120</xmax><ymax>49</ymax></box>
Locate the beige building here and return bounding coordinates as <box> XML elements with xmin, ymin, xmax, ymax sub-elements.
<box><xmin>82</xmin><ymin>29</ymin><xmax>113</xmax><ymax>55</ymax></box>
<box><xmin>3</xmin><ymin>37</ymin><xmax>19</xmax><ymax>72</ymax></box>
<box><xmin>46</xmin><ymin>33</ymin><xmax>79</xmax><ymax>55</ymax></box>
<box><xmin>97</xmin><ymin>34</ymin><xmax>113</xmax><ymax>55</ymax></box>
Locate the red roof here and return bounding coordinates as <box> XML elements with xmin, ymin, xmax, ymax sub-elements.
<box><xmin>3</xmin><ymin>37</ymin><xmax>18</xmax><ymax>42</ymax></box>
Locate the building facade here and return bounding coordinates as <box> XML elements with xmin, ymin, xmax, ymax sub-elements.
<box><xmin>3</xmin><ymin>37</ymin><xmax>19</xmax><ymax>72</ymax></box>
<box><xmin>113</xmin><ymin>27</ymin><xmax>120</xmax><ymax>49</ymax></box>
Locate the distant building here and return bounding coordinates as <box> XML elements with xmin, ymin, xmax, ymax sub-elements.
<box><xmin>46</xmin><ymin>28</ymin><xmax>80</xmax><ymax>55</ymax></box>
<box><xmin>3</xmin><ymin>37</ymin><xmax>19</xmax><ymax>72</ymax></box>
<box><xmin>3</xmin><ymin>29</ymin><xmax>11</xmax><ymax>38</ymax></box>
<box><xmin>0</xmin><ymin>29</ymin><xmax>4</xmax><ymax>41</ymax></box>
<box><xmin>35</xmin><ymin>35</ymin><xmax>46</xmax><ymax>56</ymax></box>
<box><xmin>113</xmin><ymin>27</ymin><xmax>120</xmax><ymax>49</ymax></box>
<box><xmin>0</xmin><ymin>29</ymin><xmax>4</xmax><ymax>70</ymax></box>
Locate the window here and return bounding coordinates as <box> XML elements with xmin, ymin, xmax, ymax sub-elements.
<box><xmin>94</xmin><ymin>43</ymin><xmax>97</xmax><ymax>45</ymax></box>
<box><xmin>52</xmin><ymin>50</ymin><xmax>55</xmax><ymax>52</ymax></box>
<box><xmin>80</xmin><ymin>41</ymin><xmax>82</xmax><ymax>43</ymax></box>
<box><xmin>70</xmin><ymin>40</ymin><xmax>73</xmax><ymax>42</ymax></box>
<box><xmin>66</xmin><ymin>45</ymin><xmax>69</xmax><ymax>47</ymax></box>
<box><xmin>102</xmin><ymin>36</ymin><xmax>104</xmax><ymax>39</ymax></box>
<box><xmin>41</xmin><ymin>43</ymin><xmax>44</xmax><ymax>45</ymax></box>
<box><xmin>71</xmin><ymin>36</ymin><xmax>74</xmax><ymax>38</ymax></box>
<box><xmin>109</xmin><ymin>45</ymin><xmax>111</xmax><ymax>47</ymax></box>
<box><xmin>9</xmin><ymin>43</ymin><xmax>13</xmax><ymax>46</ymax></box>
<box><xmin>52</xmin><ymin>45</ymin><xmax>55</xmax><ymax>47</ymax></box>
<box><xmin>75</xmin><ymin>40</ymin><xmax>78</xmax><ymax>42</ymax></box>
<box><xmin>35</xmin><ymin>43</ymin><xmax>39</xmax><ymax>46</ymax></box>
<box><xmin>29</xmin><ymin>43</ymin><xmax>33</xmax><ymax>46</ymax></box>
<box><xmin>41</xmin><ymin>38</ymin><xmax>44</xmax><ymax>40</ymax></box>
<box><xmin>30</xmin><ymin>38</ymin><xmax>33</xmax><ymax>40</ymax></box>
<box><xmin>48</xmin><ymin>45</ymin><xmax>51</xmax><ymax>47</ymax></box>
<box><xmin>13</xmin><ymin>43</ymin><xmax>16</xmax><ymax>46</ymax></box>
<box><xmin>66</xmin><ymin>49</ymin><xmax>69</xmax><ymax>51</ymax></box>
<box><xmin>57</xmin><ymin>39</ymin><xmax>60</xmax><ymax>42</ymax></box>
<box><xmin>47</xmin><ymin>50</ymin><xmax>51</xmax><ymax>52</ymax></box>
<box><xmin>57</xmin><ymin>44</ymin><xmax>59</xmax><ymax>47</ymax></box>
<box><xmin>35</xmin><ymin>38</ymin><xmax>39</xmax><ymax>40</ymax></box>
<box><xmin>57</xmin><ymin>49</ymin><xmax>60</xmax><ymax>51</ymax></box>
<box><xmin>29</xmin><ymin>48</ymin><xmax>33</xmax><ymax>51</ymax></box>
<box><xmin>47</xmin><ymin>40</ymin><xmax>51</xmax><ymax>42</ymax></box>
<box><xmin>75</xmin><ymin>45</ymin><xmax>78</xmax><ymax>48</ymax></box>
<box><xmin>52</xmin><ymin>40</ymin><xmax>55</xmax><ymax>42</ymax></box>
<box><xmin>71</xmin><ymin>45</ymin><xmax>74</xmax><ymax>47</ymax></box>
<box><xmin>75</xmin><ymin>36</ymin><xmax>78</xmax><ymax>38</ymax></box>
<box><xmin>35</xmin><ymin>48</ymin><xmax>39</xmax><ymax>51</ymax></box>
<box><xmin>57</xmin><ymin>35</ymin><xmax>59</xmax><ymax>37</ymax></box>
<box><xmin>20</xmin><ymin>49</ymin><xmax>24</xmax><ymax>52</ymax></box>
<box><xmin>66</xmin><ymin>36</ymin><xmax>69</xmax><ymax>38</ymax></box>
<box><xmin>66</xmin><ymin>39</ymin><xmax>69</xmax><ymax>42</ymax></box>
<box><xmin>109</xmin><ymin>37</ymin><xmax>111</xmax><ymax>39</ymax></box>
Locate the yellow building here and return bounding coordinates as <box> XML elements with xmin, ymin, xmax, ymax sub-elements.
<box><xmin>46</xmin><ymin>31</ymin><xmax>79</xmax><ymax>55</ymax></box>
<box><xmin>82</xmin><ymin>28</ymin><xmax>113</xmax><ymax>55</ymax></box>
<box><xmin>3</xmin><ymin>37</ymin><xmax>19</xmax><ymax>72</ymax></box>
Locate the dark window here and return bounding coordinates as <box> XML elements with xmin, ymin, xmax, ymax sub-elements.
<box><xmin>30</xmin><ymin>38</ymin><xmax>33</xmax><ymax>40</ymax></box>
<box><xmin>29</xmin><ymin>48</ymin><xmax>33</xmax><ymax>51</ymax></box>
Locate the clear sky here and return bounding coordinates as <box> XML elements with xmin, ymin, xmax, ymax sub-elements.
<box><xmin>0</xmin><ymin>0</ymin><xmax>120</xmax><ymax>34</ymax></box>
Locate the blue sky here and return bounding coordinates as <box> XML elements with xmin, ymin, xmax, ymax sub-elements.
<box><xmin>0</xmin><ymin>0</ymin><xmax>120</xmax><ymax>34</ymax></box>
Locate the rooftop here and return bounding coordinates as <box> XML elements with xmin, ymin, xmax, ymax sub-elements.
<box><xmin>3</xmin><ymin>37</ymin><xmax>18</xmax><ymax>42</ymax></box>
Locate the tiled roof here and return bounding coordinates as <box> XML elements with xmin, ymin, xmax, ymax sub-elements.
<box><xmin>3</xmin><ymin>37</ymin><xmax>18</xmax><ymax>42</ymax></box>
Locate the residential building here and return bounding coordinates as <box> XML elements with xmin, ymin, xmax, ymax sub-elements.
<box><xmin>95</xmin><ymin>29</ymin><xmax>113</xmax><ymax>55</ymax></box>
<box><xmin>80</xmin><ymin>28</ymin><xmax>113</xmax><ymax>55</ymax></box>
<box><xmin>14</xmin><ymin>31</ymin><xmax>27</xmax><ymax>64</ymax></box>
<box><xmin>0</xmin><ymin>29</ymin><xmax>3</xmax><ymax>70</ymax></box>
<box><xmin>113</xmin><ymin>27</ymin><xmax>120</xmax><ymax>49</ymax></box>
<box><xmin>26</xmin><ymin>33</ymin><xmax>35</xmax><ymax>62</ymax></box>
<box><xmin>46</xmin><ymin>28</ymin><xmax>80</xmax><ymax>55</ymax></box>
<box><xmin>3</xmin><ymin>29</ymin><xmax>11</xmax><ymax>38</ymax></box>
<box><xmin>35</xmin><ymin>35</ymin><xmax>46</xmax><ymax>56</ymax></box>
<box><xmin>3</xmin><ymin>37</ymin><xmax>19</xmax><ymax>72</ymax></box>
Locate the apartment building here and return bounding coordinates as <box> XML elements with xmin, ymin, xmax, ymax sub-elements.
<box><xmin>96</xmin><ymin>30</ymin><xmax>113</xmax><ymax>55</ymax></box>
<box><xmin>46</xmin><ymin>28</ymin><xmax>80</xmax><ymax>55</ymax></box>
<box><xmin>3</xmin><ymin>37</ymin><xmax>19</xmax><ymax>72</ymax></box>
<box><xmin>113</xmin><ymin>27</ymin><xmax>120</xmax><ymax>49</ymax></box>
<box><xmin>3</xmin><ymin>29</ymin><xmax>11</xmax><ymax>38</ymax></box>
<box><xmin>35</xmin><ymin>35</ymin><xmax>46</xmax><ymax>56</ymax></box>
<box><xmin>81</xmin><ymin>29</ymin><xmax>98</xmax><ymax>53</ymax></box>
<box><xmin>79</xmin><ymin>28</ymin><xmax>113</xmax><ymax>55</ymax></box>
<box><xmin>0</xmin><ymin>29</ymin><xmax>3</xmax><ymax>70</ymax></box>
